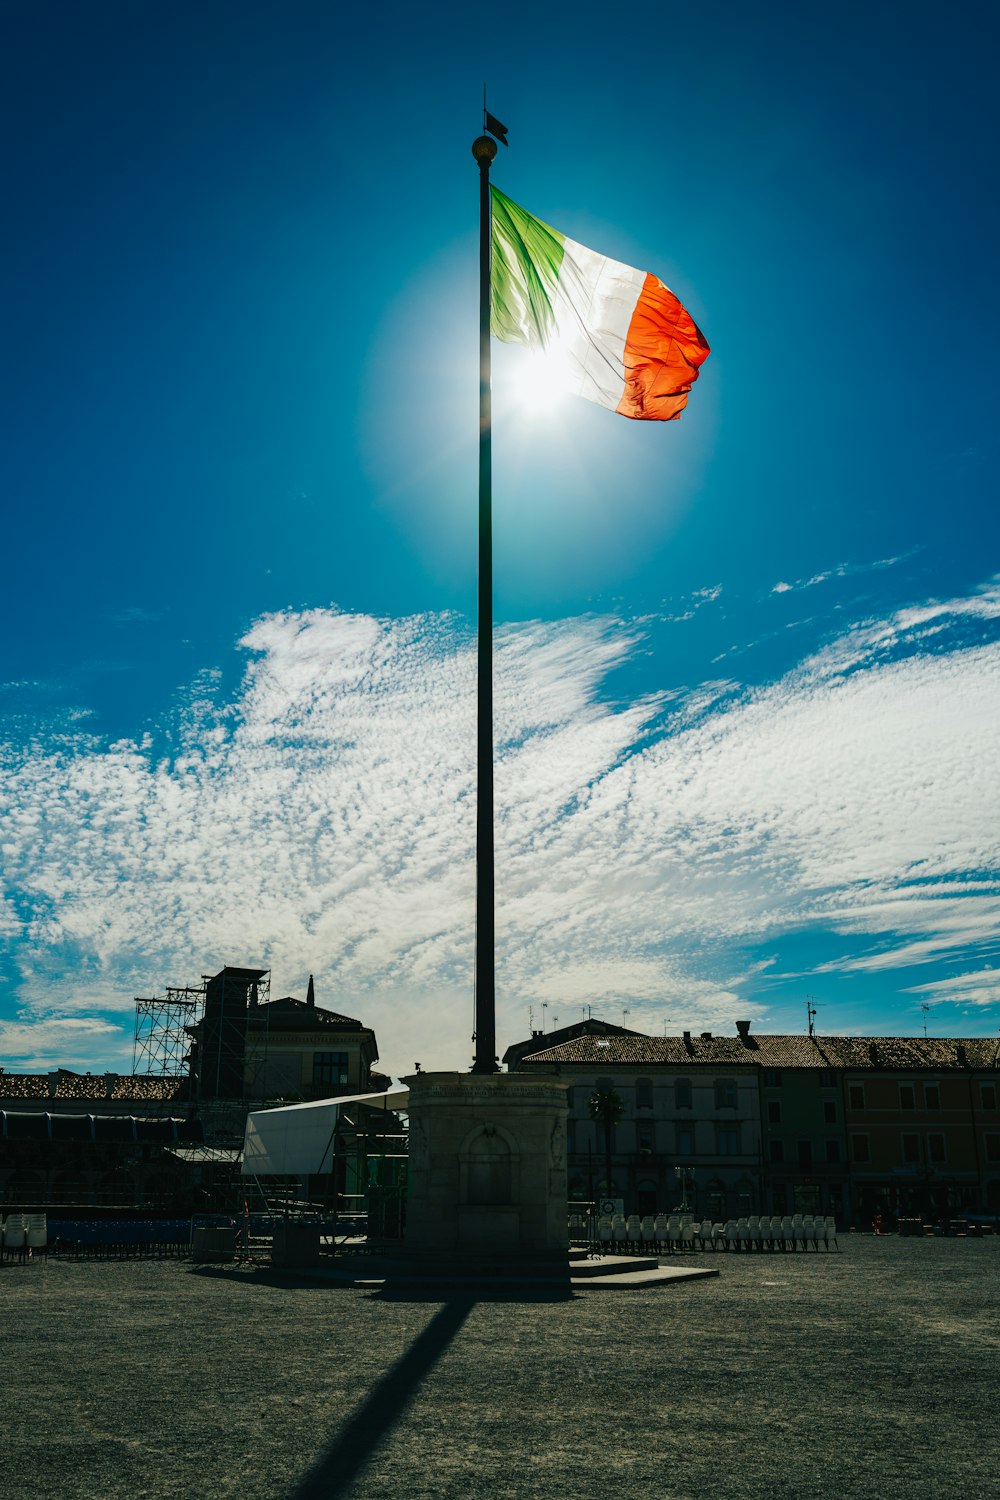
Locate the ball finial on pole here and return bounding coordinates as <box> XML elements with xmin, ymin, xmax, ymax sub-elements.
<box><xmin>472</xmin><ymin>135</ymin><xmax>498</xmax><ymax>165</ymax></box>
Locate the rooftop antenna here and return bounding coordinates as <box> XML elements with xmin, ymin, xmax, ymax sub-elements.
<box><xmin>622</xmin><ymin>1007</ymin><xmax>631</xmax><ymax>1028</ymax></box>
<box><xmin>529</xmin><ymin>1004</ymin><xmax>534</xmax><ymax>1033</ymax></box>
<box><xmin>806</xmin><ymin>997</ymin><xmax>817</xmax><ymax>1038</ymax></box>
<box><xmin>541</xmin><ymin>1001</ymin><xmax>549</xmax><ymax>1032</ymax></box>
<box><xmin>921</xmin><ymin>1002</ymin><xmax>930</xmax><ymax>1038</ymax></box>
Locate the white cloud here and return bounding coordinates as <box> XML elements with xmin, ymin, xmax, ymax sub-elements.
<box><xmin>1</xmin><ymin>583</ymin><xmax>999</xmax><ymax>1074</ymax></box>
<box><xmin>770</xmin><ymin>553</ymin><xmax>906</xmax><ymax>596</ymax></box>
<box><xmin>904</xmin><ymin>966</ymin><xmax>1000</xmax><ymax>1007</ymax></box>
<box><xmin>0</xmin><ymin>1015</ymin><xmax>125</xmax><ymax>1071</ymax></box>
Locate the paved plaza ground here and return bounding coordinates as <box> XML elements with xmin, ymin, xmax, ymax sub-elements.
<box><xmin>6</xmin><ymin>1235</ymin><xmax>998</xmax><ymax>1499</ymax></box>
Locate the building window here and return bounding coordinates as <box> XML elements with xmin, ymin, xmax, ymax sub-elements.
<box><xmin>825</xmin><ymin>1139</ymin><xmax>840</xmax><ymax>1164</ymax></box>
<box><xmin>637</xmin><ymin>1126</ymin><xmax>653</xmax><ymax>1154</ymax></box>
<box><xmin>902</xmin><ymin>1134</ymin><xmax>920</xmax><ymax>1164</ymax></box>
<box><xmin>823</xmin><ymin>1100</ymin><xmax>837</xmax><ymax>1125</ymax></box>
<box><xmin>797</xmin><ymin>1140</ymin><xmax>812</xmax><ymax>1169</ymax></box>
<box><xmin>899</xmin><ymin>1084</ymin><xmax>915</xmax><ymax>1110</ymax></box>
<box><xmin>675</xmin><ymin>1079</ymin><xmax>693</xmax><ymax>1110</ymax></box>
<box><xmin>636</xmin><ymin>1078</ymin><xmax>654</xmax><ymax>1110</ymax></box>
<box><xmin>981</xmin><ymin>1085</ymin><xmax>997</xmax><ymax>1111</ymax></box>
<box><xmin>852</xmin><ymin>1134</ymin><xmax>870</xmax><ymax>1163</ymax></box>
<box><xmin>565</xmin><ymin>1087</ymin><xmax>574</xmax><ymax>1111</ymax></box>
<box><xmin>676</xmin><ymin>1124</ymin><xmax>694</xmax><ymax>1156</ymax></box>
<box><xmin>928</xmin><ymin>1134</ymin><xmax>946</xmax><ymax>1164</ymax></box>
<box><xmin>714</xmin><ymin>1079</ymin><xmax>737</xmax><ymax>1110</ymax></box>
<box><xmin>925</xmin><ymin>1084</ymin><xmax>941</xmax><ymax>1110</ymax></box>
<box><xmin>769</xmin><ymin>1139</ymin><xmax>785</xmax><ymax>1163</ymax></box>
<box><xmin>767</xmin><ymin>1101</ymin><xmax>782</xmax><ymax>1124</ymax></box>
<box><xmin>818</xmin><ymin>1069</ymin><xmax>836</xmax><ymax>1088</ymax></box>
<box><xmin>717</xmin><ymin>1124</ymin><xmax>739</xmax><ymax>1156</ymax></box>
<box><xmin>763</xmin><ymin>1069</ymin><xmax>782</xmax><ymax>1087</ymax></box>
<box><xmin>566</xmin><ymin>1120</ymin><xmax>576</xmax><ymax>1152</ymax></box>
<box><xmin>312</xmin><ymin>1052</ymin><xmax>349</xmax><ymax>1089</ymax></box>
<box><xmin>985</xmin><ymin>1134</ymin><xmax>1000</xmax><ymax>1163</ymax></box>
<box><xmin>849</xmin><ymin>1084</ymin><xmax>865</xmax><ymax>1110</ymax></box>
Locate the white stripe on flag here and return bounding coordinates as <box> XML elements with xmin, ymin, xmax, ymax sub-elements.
<box><xmin>551</xmin><ymin>236</ymin><xmax>646</xmax><ymax>411</ymax></box>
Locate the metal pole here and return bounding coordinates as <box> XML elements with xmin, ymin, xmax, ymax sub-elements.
<box><xmin>471</xmin><ymin>133</ymin><xmax>498</xmax><ymax>1073</ymax></box>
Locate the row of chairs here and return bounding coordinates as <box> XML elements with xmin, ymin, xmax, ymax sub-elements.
<box><xmin>577</xmin><ymin>1212</ymin><xmax>839</xmax><ymax>1254</ymax></box>
<box><xmin>587</xmin><ymin>1213</ymin><xmax>698</xmax><ymax>1253</ymax></box>
<box><xmin>710</xmin><ymin>1215</ymin><xmax>839</xmax><ymax>1251</ymax></box>
<box><xmin>49</xmin><ymin>1219</ymin><xmax>191</xmax><ymax>1258</ymax></box>
<box><xmin>2</xmin><ymin>1213</ymin><xmax>47</xmax><ymax>1261</ymax></box>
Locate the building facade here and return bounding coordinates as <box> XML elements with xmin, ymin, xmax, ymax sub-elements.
<box><xmin>504</xmin><ymin>1022</ymin><xmax>1000</xmax><ymax>1224</ymax></box>
<box><xmin>187</xmin><ymin>969</ymin><xmax>382</xmax><ymax>1104</ymax></box>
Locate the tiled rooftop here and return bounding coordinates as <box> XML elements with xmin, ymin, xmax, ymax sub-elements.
<box><xmin>248</xmin><ymin>997</ymin><xmax>368</xmax><ymax>1030</ymax></box>
<box><xmin>513</xmin><ymin>1032</ymin><xmax>1000</xmax><ymax>1070</ymax></box>
<box><xmin>0</xmin><ymin>1073</ymin><xmax>187</xmax><ymax>1102</ymax></box>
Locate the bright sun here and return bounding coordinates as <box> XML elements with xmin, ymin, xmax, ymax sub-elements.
<box><xmin>514</xmin><ymin>349</ymin><xmax>569</xmax><ymax>416</ymax></box>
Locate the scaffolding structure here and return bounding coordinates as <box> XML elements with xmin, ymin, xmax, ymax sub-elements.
<box><xmin>132</xmin><ymin>968</ymin><xmax>271</xmax><ymax>1101</ymax></box>
<box><xmin>195</xmin><ymin>967</ymin><xmax>271</xmax><ymax>1103</ymax></box>
<box><xmin>132</xmin><ymin>985</ymin><xmax>205</xmax><ymax>1078</ymax></box>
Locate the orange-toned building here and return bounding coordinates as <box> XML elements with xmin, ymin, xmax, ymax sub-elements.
<box><xmin>839</xmin><ymin>1038</ymin><xmax>1000</xmax><ymax>1222</ymax></box>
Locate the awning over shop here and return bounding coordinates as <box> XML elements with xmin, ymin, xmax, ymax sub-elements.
<box><xmin>241</xmin><ymin>1087</ymin><xmax>409</xmax><ymax>1176</ymax></box>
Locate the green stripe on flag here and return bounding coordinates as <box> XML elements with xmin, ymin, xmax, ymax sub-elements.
<box><xmin>490</xmin><ymin>186</ymin><xmax>565</xmax><ymax>348</ymax></box>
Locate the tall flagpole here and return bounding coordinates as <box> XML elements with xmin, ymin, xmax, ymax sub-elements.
<box><xmin>471</xmin><ymin>130</ymin><xmax>498</xmax><ymax>1073</ymax></box>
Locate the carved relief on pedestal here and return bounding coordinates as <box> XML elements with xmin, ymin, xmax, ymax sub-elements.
<box><xmin>409</xmin><ymin>1119</ymin><xmax>429</xmax><ymax>1170</ymax></box>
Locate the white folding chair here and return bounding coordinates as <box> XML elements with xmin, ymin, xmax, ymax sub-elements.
<box><xmin>640</xmin><ymin>1215</ymin><xmax>657</xmax><ymax>1251</ymax></box>
<box><xmin>625</xmin><ymin>1213</ymin><xmax>643</xmax><ymax>1251</ymax></box>
<box><xmin>680</xmin><ymin>1219</ymin><xmax>695</xmax><ymax>1251</ymax></box>
<box><xmin>823</xmin><ymin>1215</ymin><xmax>839</xmax><ymax>1251</ymax></box>
<box><xmin>3</xmin><ymin>1214</ymin><xmax>28</xmax><ymax>1262</ymax></box>
<box><xmin>26</xmin><ymin>1212</ymin><xmax>48</xmax><ymax>1256</ymax></box>
<box><xmin>612</xmin><ymin>1215</ymin><xmax>629</xmax><ymax>1251</ymax></box>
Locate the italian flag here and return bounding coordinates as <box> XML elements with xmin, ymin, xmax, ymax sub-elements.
<box><xmin>490</xmin><ymin>186</ymin><xmax>710</xmax><ymax>421</ymax></box>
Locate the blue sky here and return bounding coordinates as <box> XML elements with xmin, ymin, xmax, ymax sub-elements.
<box><xmin>2</xmin><ymin>1</ymin><xmax>999</xmax><ymax>1078</ymax></box>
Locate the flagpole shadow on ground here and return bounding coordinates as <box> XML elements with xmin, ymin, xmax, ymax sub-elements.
<box><xmin>286</xmin><ymin>1297</ymin><xmax>475</xmax><ymax>1500</ymax></box>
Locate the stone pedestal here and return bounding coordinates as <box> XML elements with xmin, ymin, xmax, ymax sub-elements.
<box><xmin>401</xmin><ymin>1072</ymin><xmax>569</xmax><ymax>1263</ymax></box>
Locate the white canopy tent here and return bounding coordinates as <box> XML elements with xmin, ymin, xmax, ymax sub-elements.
<box><xmin>241</xmin><ymin>1087</ymin><xmax>409</xmax><ymax>1177</ymax></box>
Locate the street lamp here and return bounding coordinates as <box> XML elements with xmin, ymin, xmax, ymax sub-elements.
<box><xmin>675</xmin><ymin>1165</ymin><xmax>695</xmax><ymax>1213</ymax></box>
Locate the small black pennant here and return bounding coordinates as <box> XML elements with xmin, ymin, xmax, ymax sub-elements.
<box><xmin>485</xmin><ymin>110</ymin><xmax>509</xmax><ymax>146</ymax></box>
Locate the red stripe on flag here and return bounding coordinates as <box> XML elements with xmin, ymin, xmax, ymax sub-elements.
<box><xmin>616</xmin><ymin>274</ymin><xmax>710</xmax><ymax>422</ymax></box>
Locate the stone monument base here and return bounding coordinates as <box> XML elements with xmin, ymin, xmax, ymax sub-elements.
<box><xmin>401</xmin><ymin>1071</ymin><xmax>569</xmax><ymax>1265</ymax></box>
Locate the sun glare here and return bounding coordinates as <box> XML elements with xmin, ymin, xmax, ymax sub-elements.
<box><xmin>513</xmin><ymin>349</ymin><xmax>569</xmax><ymax>416</ymax></box>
